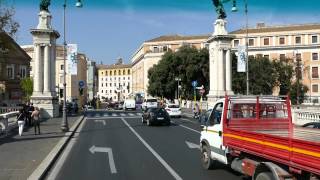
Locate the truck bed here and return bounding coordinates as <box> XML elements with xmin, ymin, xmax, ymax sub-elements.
<box><xmin>224</xmin><ymin>127</ymin><xmax>320</xmax><ymax>175</ymax></box>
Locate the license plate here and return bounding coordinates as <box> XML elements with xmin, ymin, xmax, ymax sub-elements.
<box><xmin>157</xmin><ymin>117</ymin><xmax>164</xmax><ymax>120</ymax></box>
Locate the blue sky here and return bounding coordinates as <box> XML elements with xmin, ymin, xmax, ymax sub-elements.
<box><xmin>8</xmin><ymin>0</ymin><xmax>320</xmax><ymax>64</ymax></box>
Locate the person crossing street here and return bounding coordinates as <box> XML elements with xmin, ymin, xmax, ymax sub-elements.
<box><xmin>31</xmin><ymin>107</ymin><xmax>41</xmax><ymax>135</ymax></box>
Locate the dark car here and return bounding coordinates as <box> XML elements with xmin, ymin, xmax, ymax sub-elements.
<box><xmin>141</xmin><ymin>107</ymin><xmax>171</xmax><ymax>126</ymax></box>
<box><xmin>302</xmin><ymin>122</ymin><xmax>320</xmax><ymax>129</ymax></box>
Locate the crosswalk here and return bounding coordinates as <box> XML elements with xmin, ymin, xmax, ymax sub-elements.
<box><xmin>87</xmin><ymin>112</ymin><xmax>142</xmax><ymax>118</ymax></box>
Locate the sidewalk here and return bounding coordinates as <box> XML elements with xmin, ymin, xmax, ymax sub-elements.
<box><xmin>0</xmin><ymin>115</ymin><xmax>81</xmax><ymax>180</ymax></box>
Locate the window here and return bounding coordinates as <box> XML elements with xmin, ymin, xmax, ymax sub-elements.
<box><xmin>106</xmin><ymin>83</ymin><xmax>108</xmax><ymax>87</ymax></box>
<box><xmin>312</xmin><ymin>84</ymin><xmax>318</xmax><ymax>93</ymax></box>
<box><xmin>248</xmin><ymin>39</ymin><xmax>254</xmax><ymax>46</ymax></box>
<box><xmin>153</xmin><ymin>46</ymin><xmax>159</xmax><ymax>53</ymax></box>
<box><xmin>110</xmin><ymin>83</ymin><xmax>112</xmax><ymax>86</ymax></box>
<box><xmin>101</xmin><ymin>83</ymin><xmax>103</xmax><ymax>87</ymax></box>
<box><xmin>101</xmin><ymin>71</ymin><xmax>103</xmax><ymax>75</ymax></box>
<box><xmin>114</xmin><ymin>77</ymin><xmax>116</xmax><ymax>80</ymax></box>
<box><xmin>312</xmin><ymin>67</ymin><xmax>319</xmax><ymax>78</ymax></box>
<box><xmin>106</xmin><ymin>71</ymin><xmax>108</xmax><ymax>76</ymax></box>
<box><xmin>119</xmin><ymin>70</ymin><xmax>121</xmax><ymax>75</ymax></box>
<box><xmin>280</xmin><ymin>54</ymin><xmax>286</xmax><ymax>61</ymax></box>
<box><xmin>296</xmin><ymin>53</ymin><xmax>302</xmax><ymax>61</ymax></box>
<box><xmin>233</xmin><ymin>40</ymin><xmax>239</xmax><ymax>47</ymax></box>
<box><xmin>6</xmin><ymin>64</ymin><xmax>14</xmax><ymax>79</ymax></box>
<box><xmin>123</xmin><ymin>70</ymin><xmax>125</xmax><ymax>75</ymax></box>
<box><xmin>101</xmin><ymin>90</ymin><xmax>104</xmax><ymax>93</ymax></box>
<box><xmin>114</xmin><ymin>83</ymin><xmax>116</xmax><ymax>86</ymax></box>
<box><xmin>60</xmin><ymin>65</ymin><xmax>64</xmax><ymax>70</ymax></box>
<box><xmin>264</xmin><ymin>55</ymin><xmax>270</xmax><ymax>59</ymax></box>
<box><xmin>123</xmin><ymin>77</ymin><xmax>125</xmax><ymax>80</ymax></box>
<box><xmin>128</xmin><ymin>77</ymin><xmax>130</xmax><ymax>80</ymax></box>
<box><xmin>163</xmin><ymin>46</ymin><xmax>168</xmax><ymax>52</ymax></box>
<box><xmin>110</xmin><ymin>71</ymin><xmax>112</xmax><ymax>76</ymax></box>
<box><xmin>209</xmin><ymin>102</ymin><xmax>223</xmax><ymax>125</ymax></box>
<box><xmin>263</xmin><ymin>38</ymin><xmax>269</xmax><ymax>45</ymax></box>
<box><xmin>295</xmin><ymin>36</ymin><xmax>301</xmax><ymax>44</ymax></box>
<box><xmin>279</xmin><ymin>37</ymin><xmax>285</xmax><ymax>45</ymax></box>
<box><xmin>128</xmin><ymin>69</ymin><xmax>131</xmax><ymax>75</ymax></box>
<box><xmin>114</xmin><ymin>70</ymin><xmax>117</xmax><ymax>75</ymax></box>
<box><xmin>312</xmin><ymin>53</ymin><xmax>319</xmax><ymax>61</ymax></box>
<box><xmin>20</xmin><ymin>65</ymin><xmax>27</xmax><ymax>78</ymax></box>
<box><xmin>118</xmin><ymin>77</ymin><xmax>120</xmax><ymax>81</ymax></box>
<box><xmin>312</xmin><ymin>35</ymin><xmax>318</xmax><ymax>43</ymax></box>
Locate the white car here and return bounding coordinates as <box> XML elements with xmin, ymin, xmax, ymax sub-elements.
<box><xmin>142</xmin><ymin>98</ymin><xmax>158</xmax><ymax>110</ymax></box>
<box><xmin>165</xmin><ymin>104</ymin><xmax>181</xmax><ymax>118</ymax></box>
<box><xmin>123</xmin><ymin>99</ymin><xmax>136</xmax><ymax>110</ymax></box>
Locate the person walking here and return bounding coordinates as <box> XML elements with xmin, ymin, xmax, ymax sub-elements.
<box><xmin>17</xmin><ymin>109</ymin><xmax>26</xmax><ymax>136</ymax></box>
<box><xmin>31</xmin><ymin>107</ymin><xmax>41</xmax><ymax>135</ymax></box>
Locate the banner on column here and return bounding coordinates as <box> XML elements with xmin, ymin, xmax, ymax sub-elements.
<box><xmin>67</xmin><ymin>44</ymin><xmax>78</xmax><ymax>75</ymax></box>
<box><xmin>237</xmin><ymin>45</ymin><xmax>246</xmax><ymax>72</ymax></box>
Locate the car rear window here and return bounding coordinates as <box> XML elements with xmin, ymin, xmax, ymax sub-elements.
<box><xmin>168</xmin><ymin>105</ymin><xmax>179</xmax><ymax>108</ymax></box>
<box><xmin>146</xmin><ymin>99</ymin><xmax>157</xmax><ymax>102</ymax></box>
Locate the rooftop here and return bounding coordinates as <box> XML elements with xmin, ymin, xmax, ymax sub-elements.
<box><xmin>145</xmin><ymin>34</ymin><xmax>210</xmax><ymax>42</ymax></box>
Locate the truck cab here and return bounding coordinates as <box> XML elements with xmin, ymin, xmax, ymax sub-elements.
<box><xmin>200</xmin><ymin>98</ymin><xmax>228</xmax><ymax>168</ymax></box>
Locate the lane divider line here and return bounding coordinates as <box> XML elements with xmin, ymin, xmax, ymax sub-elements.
<box><xmin>121</xmin><ymin>118</ymin><xmax>183</xmax><ymax>180</ymax></box>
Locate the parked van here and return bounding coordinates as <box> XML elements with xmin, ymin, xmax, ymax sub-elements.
<box><xmin>123</xmin><ymin>99</ymin><xmax>136</xmax><ymax>110</ymax></box>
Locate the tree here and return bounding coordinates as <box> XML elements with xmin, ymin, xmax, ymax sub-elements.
<box><xmin>20</xmin><ymin>77</ymin><xmax>33</xmax><ymax>101</ymax></box>
<box><xmin>148</xmin><ymin>46</ymin><xmax>209</xmax><ymax>100</ymax></box>
<box><xmin>0</xmin><ymin>0</ymin><xmax>19</xmax><ymax>36</ymax></box>
<box><xmin>232</xmin><ymin>55</ymin><xmax>277</xmax><ymax>95</ymax></box>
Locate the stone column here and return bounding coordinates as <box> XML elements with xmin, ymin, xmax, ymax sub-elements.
<box><xmin>218</xmin><ymin>48</ymin><xmax>224</xmax><ymax>94</ymax></box>
<box><xmin>50</xmin><ymin>43</ymin><xmax>56</xmax><ymax>94</ymax></box>
<box><xmin>213</xmin><ymin>47</ymin><xmax>219</xmax><ymax>94</ymax></box>
<box><xmin>44</xmin><ymin>45</ymin><xmax>51</xmax><ymax>94</ymax></box>
<box><xmin>226</xmin><ymin>49</ymin><xmax>232</xmax><ymax>92</ymax></box>
<box><xmin>33</xmin><ymin>44</ymin><xmax>41</xmax><ymax>94</ymax></box>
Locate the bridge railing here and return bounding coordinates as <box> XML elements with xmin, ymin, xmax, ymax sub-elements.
<box><xmin>0</xmin><ymin>106</ymin><xmax>23</xmax><ymax>114</ymax></box>
<box><xmin>0</xmin><ymin>111</ymin><xmax>19</xmax><ymax>136</ymax></box>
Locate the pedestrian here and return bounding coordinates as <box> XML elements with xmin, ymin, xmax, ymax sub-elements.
<box><xmin>17</xmin><ymin>109</ymin><xmax>26</xmax><ymax>136</ymax></box>
<box><xmin>31</xmin><ymin>107</ymin><xmax>41</xmax><ymax>135</ymax></box>
<box><xmin>28</xmin><ymin>103</ymin><xmax>35</xmax><ymax>126</ymax></box>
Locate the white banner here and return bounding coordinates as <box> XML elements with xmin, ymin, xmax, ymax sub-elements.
<box><xmin>237</xmin><ymin>45</ymin><xmax>246</xmax><ymax>72</ymax></box>
<box><xmin>67</xmin><ymin>44</ymin><xmax>78</xmax><ymax>75</ymax></box>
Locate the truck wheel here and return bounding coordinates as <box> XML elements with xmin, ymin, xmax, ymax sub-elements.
<box><xmin>201</xmin><ymin>145</ymin><xmax>214</xmax><ymax>170</ymax></box>
<box><xmin>256</xmin><ymin>172</ymin><xmax>273</xmax><ymax>180</ymax></box>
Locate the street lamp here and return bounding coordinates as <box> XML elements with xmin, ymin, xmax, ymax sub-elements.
<box><xmin>61</xmin><ymin>0</ymin><xmax>83</xmax><ymax>132</ymax></box>
<box><xmin>232</xmin><ymin>0</ymin><xmax>249</xmax><ymax>95</ymax></box>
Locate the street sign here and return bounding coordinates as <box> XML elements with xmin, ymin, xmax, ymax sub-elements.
<box><xmin>79</xmin><ymin>80</ymin><xmax>85</xmax><ymax>88</ymax></box>
<box><xmin>192</xmin><ymin>80</ymin><xmax>198</xmax><ymax>87</ymax></box>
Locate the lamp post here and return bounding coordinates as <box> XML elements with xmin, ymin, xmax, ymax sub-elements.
<box><xmin>61</xmin><ymin>0</ymin><xmax>83</xmax><ymax>132</ymax></box>
<box><xmin>232</xmin><ymin>0</ymin><xmax>249</xmax><ymax>95</ymax></box>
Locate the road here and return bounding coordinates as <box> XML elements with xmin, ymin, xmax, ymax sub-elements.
<box><xmin>46</xmin><ymin>110</ymin><xmax>242</xmax><ymax>180</ymax></box>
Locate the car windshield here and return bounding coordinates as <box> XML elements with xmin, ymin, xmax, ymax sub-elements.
<box><xmin>147</xmin><ymin>99</ymin><xmax>157</xmax><ymax>102</ymax></box>
<box><xmin>168</xmin><ymin>105</ymin><xmax>179</xmax><ymax>108</ymax></box>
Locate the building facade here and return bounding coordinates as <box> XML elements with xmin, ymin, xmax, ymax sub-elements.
<box><xmin>131</xmin><ymin>35</ymin><xmax>209</xmax><ymax>97</ymax></box>
<box><xmin>0</xmin><ymin>32</ymin><xmax>31</xmax><ymax>104</ymax></box>
<box><xmin>97</xmin><ymin>59</ymin><xmax>132</xmax><ymax>101</ymax></box>
<box><xmin>22</xmin><ymin>44</ymin><xmax>88</xmax><ymax>107</ymax></box>
<box><xmin>230</xmin><ymin>23</ymin><xmax>320</xmax><ymax>100</ymax></box>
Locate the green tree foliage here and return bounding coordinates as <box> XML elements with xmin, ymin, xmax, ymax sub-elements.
<box><xmin>0</xmin><ymin>0</ymin><xmax>19</xmax><ymax>36</ymax></box>
<box><xmin>20</xmin><ymin>77</ymin><xmax>33</xmax><ymax>101</ymax></box>
<box><xmin>232</xmin><ymin>55</ymin><xmax>277</xmax><ymax>95</ymax></box>
<box><xmin>148</xmin><ymin>46</ymin><xmax>209</xmax><ymax>100</ymax></box>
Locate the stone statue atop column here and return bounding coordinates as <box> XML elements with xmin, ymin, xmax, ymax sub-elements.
<box><xmin>207</xmin><ymin>0</ymin><xmax>235</xmax><ymax>106</ymax></box>
<box><xmin>30</xmin><ymin>0</ymin><xmax>60</xmax><ymax>118</ymax></box>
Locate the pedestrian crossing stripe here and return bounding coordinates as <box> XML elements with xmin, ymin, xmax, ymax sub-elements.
<box><xmin>90</xmin><ymin>112</ymin><xmax>142</xmax><ymax>118</ymax></box>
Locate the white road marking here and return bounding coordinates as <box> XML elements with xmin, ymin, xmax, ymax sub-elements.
<box><xmin>89</xmin><ymin>146</ymin><xmax>117</xmax><ymax>174</ymax></box>
<box><xmin>112</xmin><ymin>113</ymin><xmax>118</xmax><ymax>117</ymax></box>
<box><xmin>46</xmin><ymin>117</ymin><xmax>87</xmax><ymax>180</ymax></box>
<box><xmin>185</xmin><ymin>141</ymin><xmax>200</xmax><ymax>150</ymax></box>
<box><xmin>179</xmin><ymin>124</ymin><xmax>200</xmax><ymax>134</ymax></box>
<box><xmin>128</xmin><ymin>113</ymin><xmax>135</xmax><ymax>116</ymax></box>
<box><xmin>180</xmin><ymin>118</ymin><xmax>197</xmax><ymax>124</ymax></box>
<box><xmin>120</xmin><ymin>113</ymin><xmax>126</xmax><ymax>116</ymax></box>
<box><xmin>121</xmin><ymin>118</ymin><xmax>183</xmax><ymax>180</ymax></box>
<box><xmin>94</xmin><ymin>119</ymin><xmax>106</xmax><ymax>126</ymax></box>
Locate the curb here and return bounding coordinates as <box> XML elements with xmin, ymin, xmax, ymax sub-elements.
<box><xmin>27</xmin><ymin>115</ymin><xmax>85</xmax><ymax>180</ymax></box>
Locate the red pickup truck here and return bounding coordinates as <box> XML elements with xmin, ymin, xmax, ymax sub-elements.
<box><xmin>200</xmin><ymin>96</ymin><xmax>320</xmax><ymax>180</ymax></box>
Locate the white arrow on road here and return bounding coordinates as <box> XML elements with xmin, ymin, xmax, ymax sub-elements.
<box><xmin>185</xmin><ymin>141</ymin><xmax>200</xmax><ymax>150</ymax></box>
<box><xmin>94</xmin><ymin>119</ymin><xmax>106</xmax><ymax>126</ymax></box>
<box><xmin>89</xmin><ymin>146</ymin><xmax>117</xmax><ymax>174</ymax></box>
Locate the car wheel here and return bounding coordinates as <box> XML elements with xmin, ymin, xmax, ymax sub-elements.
<box><xmin>166</xmin><ymin>121</ymin><xmax>171</xmax><ymax>126</ymax></box>
<box><xmin>256</xmin><ymin>172</ymin><xmax>273</xmax><ymax>180</ymax></box>
<box><xmin>147</xmin><ymin>119</ymin><xmax>151</xmax><ymax>126</ymax></box>
<box><xmin>201</xmin><ymin>145</ymin><xmax>215</xmax><ymax>170</ymax></box>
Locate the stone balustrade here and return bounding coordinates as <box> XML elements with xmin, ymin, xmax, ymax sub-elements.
<box><xmin>0</xmin><ymin>111</ymin><xmax>19</xmax><ymax>136</ymax></box>
<box><xmin>292</xmin><ymin>109</ymin><xmax>320</xmax><ymax>125</ymax></box>
<box><xmin>0</xmin><ymin>106</ymin><xmax>23</xmax><ymax>114</ymax></box>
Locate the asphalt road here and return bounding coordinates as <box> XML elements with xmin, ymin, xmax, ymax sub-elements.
<box><xmin>46</xmin><ymin>110</ymin><xmax>242</xmax><ymax>180</ymax></box>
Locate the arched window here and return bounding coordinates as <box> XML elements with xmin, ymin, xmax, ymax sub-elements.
<box><xmin>128</xmin><ymin>69</ymin><xmax>131</xmax><ymax>75</ymax></box>
<box><xmin>123</xmin><ymin>69</ymin><xmax>125</xmax><ymax>75</ymax></box>
<box><xmin>119</xmin><ymin>70</ymin><xmax>121</xmax><ymax>75</ymax></box>
<box><xmin>114</xmin><ymin>70</ymin><xmax>117</xmax><ymax>75</ymax></box>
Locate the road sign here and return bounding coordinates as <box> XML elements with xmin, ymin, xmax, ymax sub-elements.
<box><xmin>79</xmin><ymin>80</ymin><xmax>85</xmax><ymax>88</ymax></box>
<box><xmin>191</xmin><ymin>81</ymin><xmax>197</xmax><ymax>87</ymax></box>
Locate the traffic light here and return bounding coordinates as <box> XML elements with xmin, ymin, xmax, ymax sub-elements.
<box><xmin>79</xmin><ymin>88</ymin><xmax>84</xmax><ymax>96</ymax></box>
